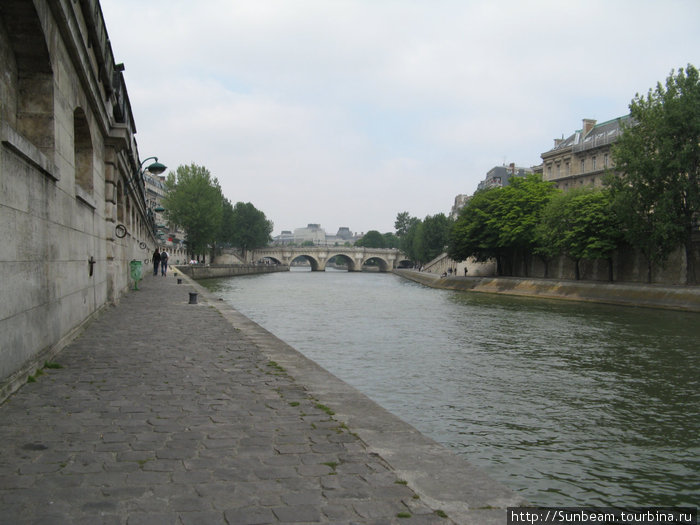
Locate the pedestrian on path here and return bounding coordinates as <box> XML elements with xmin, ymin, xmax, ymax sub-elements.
<box><xmin>160</xmin><ymin>249</ymin><xmax>169</xmax><ymax>276</ymax></box>
<box><xmin>152</xmin><ymin>247</ymin><xmax>161</xmax><ymax>276</ymax></box>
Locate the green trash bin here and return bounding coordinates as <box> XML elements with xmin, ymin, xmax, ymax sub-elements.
<box><xmin>130</xmin><ymin>260</ymin><xmax>143</xmax><ymax>290</ymax></box>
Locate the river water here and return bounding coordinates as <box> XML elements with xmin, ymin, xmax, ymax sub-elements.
<box><xmin>202</xmin><ymin>268</ymin><xmax>699</xmax><ymax>508</ymax></box>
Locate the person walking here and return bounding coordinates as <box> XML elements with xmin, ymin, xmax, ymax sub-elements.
<box><xmin>152</xmin><ymin>248</ymin><xmax>161</xmax><ymax>276</ymax></box>
<box><xmin>160</xmin><ymin>249</ymin><xmax>169</xmax><ymax>276</ymax></box>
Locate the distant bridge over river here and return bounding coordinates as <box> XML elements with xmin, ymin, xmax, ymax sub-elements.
<box><xmin>250</xmin><ymin>246</ymin><xmax>409</xmax><ymax>272</ymax></box>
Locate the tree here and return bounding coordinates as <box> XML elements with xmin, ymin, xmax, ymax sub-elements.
<box><xmin>394</xmin><ymin>212</ymin><xmax>415</xmax><ymax>237</ymax></box>
<box><xmin>401</xmin><ymin>217</ymin><xmax>423</xmax><ymax>264</ymax></box>
<box><xmin>610</xmin><ymin>64</ymin><xmax>700</xmax><ymax>283</ymax></box>
<box><xmin>163</xmin><ymin>163</ymin><xmax>223</xmax><ymax>259</ymax></box>
<box><xmin>449</xmin><ymin>175</ymin><xmax>555</xmax><ymax>276</ymax></box>
<box><xmin>448</xmin><ymin>188</ymin><xmax>503</xmax><ymax>272</ymax></box>
<box><xmin>420</xmin><ymin>213</ymin><xmax>453</xmax><ymax>262</ymax></box>
<box><xmin>218</xmin><ymin>198</ymin><xmax>236</xmax><ymax>248</ymax></box>
<box><xmin>492</xmin><ymin>174</ymin><xmax>557</xmax><ymax>275</ymax></box>
<box><xmin>382</xmin><ymin>232</ymin><xmax>400</xmax><ymax>249</ymax></box>
<box><xmin>355</xmin><ymin>230</ymin><xmax>385</xmax><ymax>248</ymax></box>
<box><xmin>538</xmin><ymin>188</ymin><xmax>621</xmax><ymax>280</ymax></box>
<box><xmin>226</xmin><ymin>202</ymin><xmax>273</xmax><ymax>258</ymax></box>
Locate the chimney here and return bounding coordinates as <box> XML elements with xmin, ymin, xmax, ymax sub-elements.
<box><xmin>583</xmin><ymin>118</ymin><xmax>597</xmax><ymax>135</ymax></box>
<box><xmin>554</xmin><ymin>138</ymin><xmax>563</xmax><ymax>147</ymax></box>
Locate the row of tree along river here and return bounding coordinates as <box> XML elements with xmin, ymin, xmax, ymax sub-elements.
<box><xmin>202</xmin><ymin>268</ymin><xmax>699</xmax><ymax>508</ymax></box>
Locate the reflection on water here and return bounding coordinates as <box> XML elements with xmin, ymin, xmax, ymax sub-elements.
<box><xmin>202</xmin><ymin>269</ymin><xmax>699</xmax><ymax>507</ymax></box>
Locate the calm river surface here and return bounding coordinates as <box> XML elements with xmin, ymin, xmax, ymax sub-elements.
<box><xmin>202</xmin><ymin>268</ymin><xmax>699</xmax><ymax>508</ymax></box>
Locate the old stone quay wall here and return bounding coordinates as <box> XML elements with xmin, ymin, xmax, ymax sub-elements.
<box><xmin>1</xmin><ymin>0</ymin><xmax>156</xmax><ymax>399</ymax></box>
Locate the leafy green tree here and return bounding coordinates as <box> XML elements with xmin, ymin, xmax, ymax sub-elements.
<box><xmin>394</xmin><ymin>212</ymin><xmax>416</xmax><ymax>237</ymax></box>
<box><xmin>610</xmin><ymin>64</ymin><xmax>700</xmax><ymax>283</ymax></box>
<box><xmin>163</xmin><ymin>163</ymin><xmax>223</xmax><ymax>259</ymax></box>
<box><xmin>538</xmin><ymin>188</ymin><xmax>621</xmax><ymax>280</ymax></box>
<box><xmin>449</xmin><ymin>175</ymin><xmax>555</xmax><ymax>276</ymax></box>
<box><xmin>448</xmin><ymin>188</ymin><xmax>503</xmax><ymax>271</ymax></box>
<box><xmin>401</xmin><ymin>217</ymin><xmax>423</xmax><ymax>264</ymax></box>
<box><xmin>218</xmin><ymin>198</ymin><xmax>235</xmax><ymax>248</ymax></box>
<box><xmin>494</xmin><ymin>175</ymin><xmax>557</xmax><ymax>275</ymax></box>
<box><xmin>420</xmin><ymin>213</ymin><xmax>453</xmax><ymax>262</ymax></box>
<box><xmin>355</xmin><ymin>230</ymin><xmax>385</xmax><ymax>248</ymax></box>
<box><xmin>382</xmin><ymin>232</ymin><xmax>400</xmax><ymax>249</ymax></box>
<box><xmin>226</xmin><ymin>201</ymin><xmax>273</xmax><ymax>258</ymax></box>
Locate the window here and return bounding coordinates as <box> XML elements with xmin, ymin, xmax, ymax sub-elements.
<box><xmin>580</xmin><ymin>159</ymin><xmax>585</xmax><ymax>173</ymax></box>
<box><xmin>604</xmin><ymin>153</ymin><xmax>609</xmax><ymax>168</ymax></box>
<box><xmin>592</xmin><ymin>156</ymin><xmax>597</xmax><ymax>170</ymax></box>
<box><xmin>74</xmin><ymin>108</ymin><xmax>94</xmax><ymax>193</ymax></box>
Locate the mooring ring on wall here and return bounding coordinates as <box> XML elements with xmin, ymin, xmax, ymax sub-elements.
<box><xmin>139</xmin><ymin>241</ymin><xmax>148</xmax><ymax>250</ymax></box>
<box><xmin>115</xmin><ymin>224</ymin><xmax>128</xmax><ymax>238</ymax></box>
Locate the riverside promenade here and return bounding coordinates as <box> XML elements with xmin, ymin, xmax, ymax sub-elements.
<box><xmin>0</xmin><ymin>271</ymin><xmax>524</xmax><ymax>524</ymax></box>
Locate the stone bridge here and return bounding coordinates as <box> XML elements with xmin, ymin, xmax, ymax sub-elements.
<box><xmin>250</xmin><ymin>246</ymin><xmax>409</xmax><ymax>272</ymax></box>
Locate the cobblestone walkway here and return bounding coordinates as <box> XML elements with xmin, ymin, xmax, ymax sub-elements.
<box><xmin>0</xmin><ymin>273</ymin><xmax>453</xmax><ymax>524</ymax></box>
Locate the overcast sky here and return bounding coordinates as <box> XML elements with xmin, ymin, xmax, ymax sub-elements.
<box><xmin>99</xmin><ymin>0</ymin><xmax>699</xmax><ymax>236</ymax></box>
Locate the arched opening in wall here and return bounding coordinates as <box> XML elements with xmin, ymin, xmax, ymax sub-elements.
<box><xmin>362</xmin><ymin>257</ymin><xmax>390</xmax><ymax>272</ymax></box>
<box><xmin>116</xmin><ymin>181</ymin><xmax>125</xmax><ymax>224</ymax></box>
<box><xmin>0</xmin><ymin>1</ymin><xmax>55</xmax><ymax>155</ymax></box>
<box><xmin>74</xmin><ymin>108</ymin><xmax>93</xmax><ymax>193</ymax></box>
<box><xmin>328</xmin><ymin>254</ymin><xmax>355</xmax><ymax>272</ymax></box>
<box><xmin>256</xmin><ymin>256</ymin><xmax>282</xmax><ymax>266</ymax></box>
<box><xmin>291</xmin><ymin>255</ymin><xmax>315</xmax><ymax>271</ymax></box>
<box><xmin>126</xmin><ymin>195</ymin><xmax>132</xmax><ymax>234</ymax></box>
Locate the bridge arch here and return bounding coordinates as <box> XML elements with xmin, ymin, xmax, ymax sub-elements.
<box><xmin>327</xmin><ymin>253</ymin><xmax>358</xmax><ymax>272</ymax></box>
<box><xmin>396</xmin><ymin>258</ymin><xmax>414</xmax><ymax>269</ymax></box>
<box><xmin>360</xmin><ymin>256</ymin><xmax>391</xmax><ymax>272</ymax></box>
<box><xmin>291</xmin><ymin>254</ymin><xmax>322</xmax><ymax>271</ymax></box>
<box><xmin>257</xmin><ymin>255</ymin><xmax>283</xmax><ymax>265</ymax></box>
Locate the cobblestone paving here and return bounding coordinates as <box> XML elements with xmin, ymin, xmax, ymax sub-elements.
<box><xmin>0</xmin><ymin>274</ymin><xmax>452</xmax><ymax>524</ymax></box>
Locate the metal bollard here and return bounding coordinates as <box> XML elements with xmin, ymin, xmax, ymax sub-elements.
<box><xmin>188</xmin><ymin>292</ymin><xmax>198</xmax><ymax>304</ymax></box>
<box><xmin>177</xmin><ymin>278</ymin><xmax>183</xmax><ymax>284</ymax></box>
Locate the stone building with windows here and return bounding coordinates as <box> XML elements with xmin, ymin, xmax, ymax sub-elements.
<box><xmin>541</xmin><ymin>116</ymin><xmax>631</xmax><ymax>189</ymax></box>
<box><xmin>476</xmin><ymin>163</ymin><xmax>533</xmax><ymax>192</ymax></box>
<box><xmin>0</xmin><ymin>0</ymin><xmax>158</xmax><ymax>398</ymax></box>
<box><xmin>450</xmin><ymin>194</ymin><xmax>470</xmax><ymax>220</ymax></box>
<box><xmin>144</xmin><ymin>172</ymin><xmax>187</xmax><ymax>262</ymax></box>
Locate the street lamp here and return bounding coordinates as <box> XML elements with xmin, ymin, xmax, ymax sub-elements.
<box><xmin>133</xmin><ymin>156</ymin><xmax>167</xmax><ymax>236</ymax></box>
<box><xmin>141</xmin><ymin>156</ymin><xmax>167</xmax><ymax>176</ymax></box>
<box><xmin>126</xmin><ymin>156</ymin><xmax>167</xmax><ymax>196</ymax></box>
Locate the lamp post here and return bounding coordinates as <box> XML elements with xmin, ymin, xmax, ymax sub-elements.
<box><xmin>140</xmin><ymin>156</ymin><xmax>167</xmax><ymax>176</ymax></box>
<box><xmin>126</xmin><ymin>156</ymin><xmax>166</xmax><ymax>196</ymax></box>
<box><xmin>136</xmin><ymin>156</ymin><xmax>167</xmax><ymax>237</ymax></box>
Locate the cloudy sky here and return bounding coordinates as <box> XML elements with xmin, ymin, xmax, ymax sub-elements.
<box><xmin>100</xmin><ymin>0</ymin><xmax>699</xmax><ymax>236</ymax></box>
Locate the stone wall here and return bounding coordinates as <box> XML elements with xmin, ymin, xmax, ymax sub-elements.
<box><xmin>177</xmin><ymin>264</ymin><xmax>289</xmax><ymax>280</ymax></box>
<box><xmin>0</xmin><ymin>0</ymin><xmax>155</xmax><ymax>398</ymax></box>
<box><xmin>422</xmin><ymin>235</ymin><xmax>700</xmax><ymax>286</ymax></box>
<box><xmin>395</xmin><ymin>270</ymin><xmax>700</xmax><ymax>312</ymax></box>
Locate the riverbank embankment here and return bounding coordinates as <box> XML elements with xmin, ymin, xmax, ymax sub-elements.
<box><xmin>394</xmin><ymin>269</ymin><xmax>700</xmax><ymax>312</ymax></box>
<box><xmin>176</xmin><ymin>263</ymin><xmax>289</xmax><ymax>280</ymax></box>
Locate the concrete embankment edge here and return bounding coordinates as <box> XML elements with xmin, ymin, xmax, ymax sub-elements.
<box><xmin>180</xmin><ymin>272</ymin><xmax>527</xmax><ymax>525</ymax></box>
<box><xmin>176</xmin><ymin>264</ymin><xmax>289</xmax><ymax>280</ymax></box>
<box><xmin>394</xmin><ymin>270</ymin><xmax>700</xmax><ymax>313</ymax></box>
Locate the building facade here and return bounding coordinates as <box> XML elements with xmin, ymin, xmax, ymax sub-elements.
<box><xmin>476</xmin><ymin>162</ymin><xmax>533</xmax><ymax>192</ymax></box>
<box><xmin>541</xmin><ymin>116</ymin><xmax>631</xmax><ymax>189</ymax></box>
<box><xmin>144</xmin><ymin>172</ymin><xmax>187</xmax><ymax>263</ymax></box>
<box><xmin>450</xmin><ymin>194</ymin><xmax>471</xmax><ymax>220</ymax></box>
<box><xmin>0</xmin><ymin>0</ymin><xmax>157</xmax><ymax>398</ymax></box>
